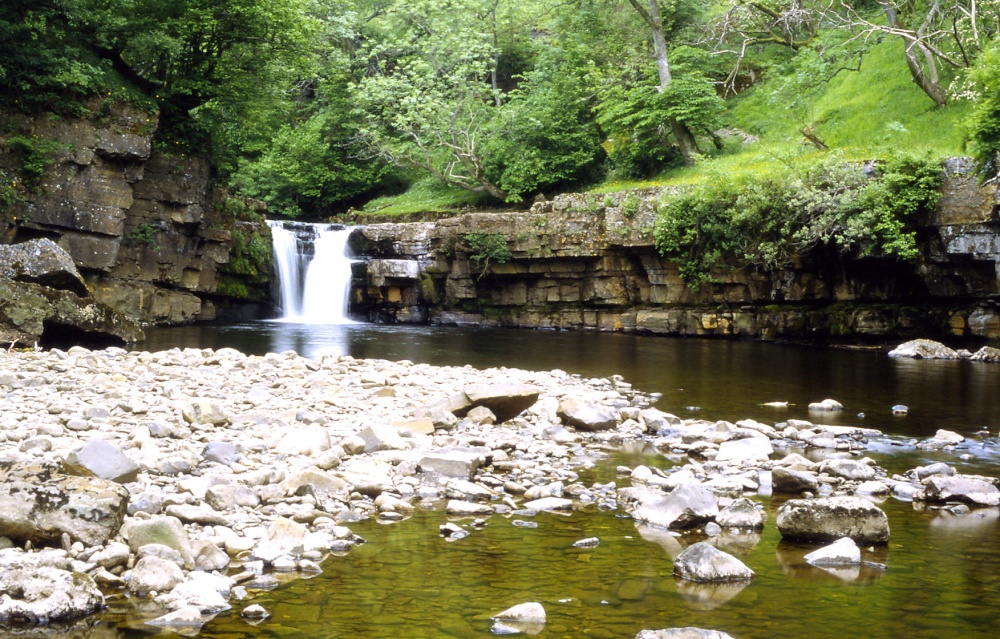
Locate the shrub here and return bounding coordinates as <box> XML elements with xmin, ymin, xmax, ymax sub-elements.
<box><xmin>464</xmin><ymin>232</ymin><xmax>512</xmax><ymax>275</ymax></box>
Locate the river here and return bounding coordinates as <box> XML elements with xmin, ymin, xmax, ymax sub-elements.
<box><xmin>113</xmin><ymin>322</ymin><xmax>1000</xmax><ymax>639</ymax></box>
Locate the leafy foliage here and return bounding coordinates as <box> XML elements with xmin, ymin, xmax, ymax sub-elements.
<box><xmin>968</xmin><ymin>41</ymin><xmax>1000</xmax><ymax>177</ymax></box>
<box><xmin>654</xmin><ymin>154</ymin><xmax>943</xmax><ymax>288</ymax></box>
<box><xmin>464</xmin><ymin>232</ymin><xmax>512</xmax><ymax>273</ymax></box>
<box><xmin>3</xmin><ymin>135</ymin><xmax>68</xmax><ymax>193</ymax></box>
<box><xmin>484</xmin><ymin>40</ymin><xmax>605</xmax><ymax>201</ymax></box>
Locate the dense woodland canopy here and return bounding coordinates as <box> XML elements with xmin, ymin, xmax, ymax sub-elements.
<box><xmin>2</xmin><ymin>1</ymin><xmax>1000</xmax><ymax>225</ymax></box>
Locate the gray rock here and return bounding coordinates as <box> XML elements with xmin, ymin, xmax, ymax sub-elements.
<box><xmin>640</xmin><ymin>408</ymin><xmax>683</xmax><ymax>433</ymax></box>
<box><xmin>125</xmin><ymin>516</ymin><xmax>194</xmax><ymax>570</ymax></box>
<box><xmin>0</xmin><ymin>461</ymin><xmax>128</xmax><ymax>547</ymax></box>
<box><xmin>631</xmin><ymin>483</ymin><xmax>719</xmax><ymax>530</ymax></box>
<box><xmin>192</xmin><ymin>540</ymin><xmax>231</xmax><ymax>572</ymax></box>
<box><xmin>358</xmin><ymin>423</ymin><xmax>408</xmax><ymax>452</ymax></box>
<box><xmin>804</xmin><ymin>537</ymin><xmax>861</xmax><ymax>566</ymax></box>
<box><xmin>465</xmin><ymin>405</ymin><xmax>497</xmax><ymax>425</ymax></box>
<box><xmin>418</xmin><ymin>448</ymin><xmax>489</xmax><ymax>480</ymax></box>
<box><xmin>776</xmin><ymin>496</ymin><xmax>890</xmax><ymax>545</ymax></box>
<box><xmin>128</xmin><ymin>556</ymin><xmax>184</xmax><ymax>595</ymax></box>
<box><xmin>910</xmin><ymin>462</ymin><xmax>955</xmax><ymax>480</ymax></box>
<box><xmin>165</xmin><ymin>503</ymin><xmax>228</xmax><ymax>526</ymax></box>
<box><xmin>463</xmin><ymin>383</ymin><xmax>540</xmax><ymax>422</ymax></box>
<box><xmin>0</xmin><ymin>566</ymin><xmax>104</xmax><ymax>623</ymax></box>
<box><xmin>205</xmin><ymin>483</ymin><xmax>261</xmax><ymax>510</ymax></box>
<box><xmin>492</xmin><ymin>601</ymin><xmax>546</xmax><ymax>623</ymax></box>
<box><xmin>888</xmin><ymin>339</ymin><xmax>959</xmax><ymax>359</ymax></box>
<box><xmin>181</xmin><ymin>399</ymin><xmax>230</xmax><ymax>426</ymax></box>
<box><xmin>202</xmin><ymin>441</ymin><xmax>239</xmax><ymax>465</ymax></box>
<box><xmin>636</xmin><ymin>629</ymin><xmax>736</xmax><ymax>639</ymax></box>
<box><xmin>920</xmin><ymin>474</ymin><xmax>1000</xmax><ymax>507</ymax></box>
<box><xmin>715</xmin><ymin>436</ymin><xmax>773</xmax><ymax>463</ymax></box>
<box><xmin>673</xmin><ymin>542</ymin><xmax>754</xmax><ymax>582</ymax></box>
<box><xmin>146</xmin><ymin>605</ymin><xmax>204</xmax><ymax>629</ymax></box>
<box><xmin>137</xmin><ymin>543</ymin><xmax>185</xmax><ymax>567</ymax></box>
<box><xmin>819</xmin><ymin>459</ymin><xmax>876</xmax><ymax>481</ymax></box>
<box><xmin>771</xmin><ymin>467</ymin><xmax>819</xmax><ymax>494</ymax></box>
<box><xmin>0</xmin><ymin>239</ymin><xmax>89</xmax><ymax>296</ymax></box>
<box><xmin>716</xmin><ymin>498</ymin><xmax>765</xmax><ymax>530</ymax></box>
<box><xmin>557</xmin><ymin>398</ymin><xmax>617</xmax><ymax>432</ymax></box>
<box><xmin>64</xmin><ymin>440</ymin><xmax>140</xmax><ymax>483</ymax></box>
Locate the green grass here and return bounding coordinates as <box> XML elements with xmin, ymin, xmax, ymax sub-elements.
<box><xmin>591</xmin><ymin>40</ymin><xmax>971</xmax><ymax>195</ymax></box>
<box><xmin>360</xmin><ymin>176</ymin><xmax>494</xmax><ymax>217</ymax></box>
<box><xmin>364</xmin><ymin>40</ymin><xmax>973</xmax><ymax>208</ymax></box>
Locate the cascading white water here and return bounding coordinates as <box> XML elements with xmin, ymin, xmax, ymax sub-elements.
<box><xmin>267</xmin><ymin>220</ymin><xmax>356</xmax><ymax>324</ymax></box>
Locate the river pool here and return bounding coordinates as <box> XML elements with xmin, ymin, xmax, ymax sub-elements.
<box><xmin>100</xmin><ymin>323</ymin><xmax>1000</xmax><ymax>639</ymax></box>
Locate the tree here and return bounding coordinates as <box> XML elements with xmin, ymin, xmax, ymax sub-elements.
<box><xmin>356</xmin><ymin>0</ymin><xmax>508</xmax><ymax>199</ymax></box>
<box><xmin>623</xmin><ymin>0</ymin><xmax>703</xmax><ymax>164</ymax></box>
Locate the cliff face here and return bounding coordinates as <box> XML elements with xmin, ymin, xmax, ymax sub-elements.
<box><xmin>1</xmin><ymin>103</ymin><xmax>232</xmax><ymax>325</ymax></box>
<box><xmin>350</xmin><ymin>160</ymin><xmax>1000</xmax><ymax>342</ymax></box>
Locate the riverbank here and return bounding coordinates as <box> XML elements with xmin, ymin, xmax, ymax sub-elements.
<box><xmin>0</xmin><ymin>346</ymin><xmax>997</xmax><ymax>636</ymax></box>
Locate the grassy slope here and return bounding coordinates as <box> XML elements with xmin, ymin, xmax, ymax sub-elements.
<box><xmin>362</xmin><ymin>40</ymin><xmax>972</xmax><ymax>213</ymax></box>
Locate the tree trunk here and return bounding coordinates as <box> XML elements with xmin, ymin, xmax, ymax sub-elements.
<box><xmin>627</xmin><ymin>0</ymin><xmax>698</xmax><ymax>166</ymax></box>
<box><xmin>880</xmin><ymin>2</ymin><xmax>948</xmax><ymax>106</ymax></box>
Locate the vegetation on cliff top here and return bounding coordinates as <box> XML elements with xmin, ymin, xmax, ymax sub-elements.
<box><xmin>1</xmin><ymin>1</ymin><xmax>999</xmax><ymax>289</ymax></box>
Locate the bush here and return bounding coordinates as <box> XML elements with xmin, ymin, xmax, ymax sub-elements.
<box><xmin>464</xmin><ymin>232</ymin><xmax>512</xmax><ymax>274</ymax></box>
<box><xmin>653</xmin><ymin>154</ymin><xmax>942</xmax><ymax>288</ymax></box>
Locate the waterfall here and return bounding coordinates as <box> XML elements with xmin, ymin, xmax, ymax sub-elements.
<box><xmin>267</xmin><ymin>220</ymin><xmax>356</xmax><ymax>324</ymax></box>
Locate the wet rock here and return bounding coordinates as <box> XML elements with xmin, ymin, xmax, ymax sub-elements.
<box><xmin>804</xmin><ymin>537</ymin><xmax>861</xmax><ymax>567</ymax></box>
<box><xmin>242</xmin><ymin>604</ymin><xmax>269</xmax><ymax>619</ymax></box>
<box><xmin>919</xmin><ymin>474</ymin><xmax>1000</xmax><ymax>507</ymax></box>
<box><xmin>636</xmin><ymin>628</ymin><xmax>735</xmax><ymax>639</ymax></box>
<box><xmin>819</xmin><ymin>459</ymin><xmax>877</xmax><ymax>481</ymax></box>
<box><xmin>771</xmin><ymin>467</ymin><xmax>819</xmax><ymax>495</ymax></box>
<box><xmin>917</xmin><ymin>429</ymin><xmax>965</xmax><ymax>449</ymax></box>
<box><xmin>493</xmin><ymin>602</ymin><xmax>546</xmax><ymax>623</ymax></box>
<box><xmin>445</xmin><ymin>500</ymin><xmax>494</xmax><ymax>516</ymax></box>
<box><xmin>888</xmin><ymin>339</ymin><xmax>960</xmax><ymax>359</ymax></box>
<box><xmin>969</xmin><ymin>346</ymin><xmax>1000</xmax><ymax>362</ymax></box>
<box><xmin>557</xmin><ymin>398</ymin><xmax>617</xmax><ymax>432</ymax></box>
<box><xmin>146</xmin><ymin>605</ymin><xmax>204</xmax><ymax>630</ymax></box>
<box><xmin>0</xmin><ymin>461</ymin><xmax>129</xmax><ymax>546</ymax></box>
<box><xmin>523</xmin><ymin>497</ymin><xmax>573</xmax><ymax>512</ymax></box>
<box><xmin>714</xmin><ymin>436</ymin><xmax>773</xmax><ymax>463</ymax></box>
<box><xmin>573</xmin><ymin>537</ymin><xmax>600</xmax><ymax>548</ymax></box>
<box><xmin>808</xmin><ymin>399</ymin><xmax>844</xmax><ymax>411</ymax></box>
<box><xmin>672</xmin><ymin>542</ymin><xmax>754</xmax><ymax>582</ymax></box>
<box><xmin>629</xmin><ymin>484</ymin><xmax>719</xmax><ymax>530</ymax></box>
<box><xmin>776</xmin><ymin>496</ymin><xmax>890</xmax><ymax>545</ymax></box>
<box><xmin>716</xmin><ymin>498</ymin><xmax>765</xmax><ymax>530</ymax></box>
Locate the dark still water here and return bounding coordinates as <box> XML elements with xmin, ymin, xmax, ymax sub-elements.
<box><xmin>111</xmin><ymin>322</ymin><xmax>1000</xmax><ymax>639</ymax></box>
<box><xmin>139</xmin><ymin>322</ymin><xmax>1000</xmax><ymax>440</ymax></box>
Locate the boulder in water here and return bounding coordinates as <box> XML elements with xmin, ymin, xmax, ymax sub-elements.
<box><xmin>776</xmin><ymin>496</ymin><xmax>890</xmax><ymax>545</ymax></box>
<box><xmin>672</xmin><ymin>542</ymin><xmax>754</xmax><ymax>582</ymax></box>
<box><xmin>888</xmin><ymin>339</ymin><xmax>959</xmax><ymax>359</ymax></box>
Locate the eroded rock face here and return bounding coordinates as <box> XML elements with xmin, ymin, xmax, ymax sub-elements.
<box><xmin>2</xmin><ymin>104</ymin><xmax>233</xmax><ymax>326</ymax></box>
<box><xmin>776</xmin><ymin>496</ymin><xmax>890</xmax><ymax>545</ymax></box>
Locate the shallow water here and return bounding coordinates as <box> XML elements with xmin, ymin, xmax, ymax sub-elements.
<box><xmin>111</xmin><ymin>323</ymin><xmax>1000</xmax><ymax>639</ymax></box>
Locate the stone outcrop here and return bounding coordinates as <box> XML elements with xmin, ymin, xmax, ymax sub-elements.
<box><xmin>1</xmin><ymin>103</ymin><xmax>235</xmax><ymax>325</ymax></box>
<box><xmin>348</xmin><ymin>161</ymin><xmax>1000</xmax><ymax>341</ymax></box>
<box><xmin>0</xmin><ymin>238</ymin><xmax>142</xmax><ymax>346</ymax></box>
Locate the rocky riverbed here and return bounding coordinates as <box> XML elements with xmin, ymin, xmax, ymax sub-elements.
<box><xmin>0</xmin><ymin>346</ymin><xmax>998</xmax><ymax>638</ymax></box>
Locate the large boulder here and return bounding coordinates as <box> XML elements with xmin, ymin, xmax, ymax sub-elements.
<box><xmin>919</xmin><ymin>474</ymin><xmax>1000</xmax><ymax>507</ymax></box>
<box><xmin>776</xmin><ymin>496</ymin><xmax>890</xmax><ymax>545</ymax></box>
<box><xmin>0</xmin><ymin>461</ymin><xmax>129</xmax><ymax>547</ymax></box>
<box><xmin>462</xmin><ymin>383</ymin><xmax>540</xmax><ymax>422</ymax></box>
<box><xmin>557</xmin><ymin>398</ymin><xmax>618</xmax><ymax>432</ymax></box>
<box><xmin>673</xmin><ymin>542</ymin><xmax>754</xmax><ymax>582</ymax></box>
<box><xmin>0</xmin><ymin>565</ymin><xmax>104</xmax><ymax>623</ymax></box>
<box><xmin>629</xmin><ymin>484</ymin><xmax>719</xmax><ymax>530</ymax></box>
<box><xmin>0</xmin><ymin>239</ymin><xmax>89</xmax><ymax>297</ymax></box>
<box><xmin>888</xmin><ymin>339</ymin><xmax>959</xmax><ymax>359</ymax></box>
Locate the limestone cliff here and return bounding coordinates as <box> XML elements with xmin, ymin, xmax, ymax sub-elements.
<box><xmin>1</xmin><ymin>103</ymin><xmax>235</xmax><ymax>325</ymax></box>
<box><xmin>350</xmin><ymin>159</ymin><xmax>1000</xmax><ymax>342</ymax></box>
